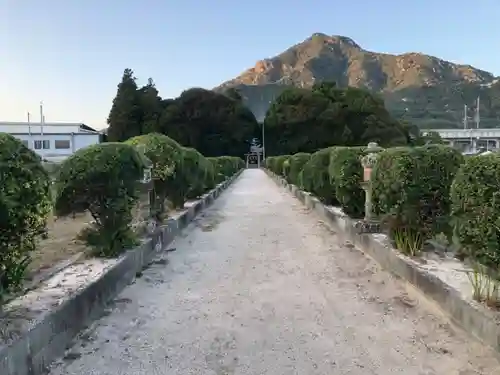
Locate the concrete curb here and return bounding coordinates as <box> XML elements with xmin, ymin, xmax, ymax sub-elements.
<box><xmin>0</xmin><ymin>169</ymin><xmax>243</xmax><ymax>375</ymax></box>
<box><xmin>265</xmin><ymin>169</ymin><xmax>500</xmax><ymax>354</ymax></box>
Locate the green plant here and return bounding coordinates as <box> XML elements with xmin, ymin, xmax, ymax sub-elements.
<box><xmin>206</xmin><ymin>155</ymin><xmax>242</xmax><ymax>186</ymax></box>
<box><xmin>282</xmin><ymin>158</ymin><xmax>291</xmax><ymax>178</ymax></box>
<box><xmin>392</xmin><ymin>227</ymin><xmax>424</xmax><ymax>257</ymax></box>
<box><xmin>201</xmin><ymin>156</ymin><xmax>216</xmax><ymax>191</ymax></box>
<box><xmin>265</xmin><ymin>156</ymin><xmax>277</xmax><ymax>174</ymax></box>
<box><xmin>329</xmin><ymin>147</ymin><xmax>365</xmax><ymax>217</ymax></box>
<box><xmin>208</xmin><ymin>157</ymin><xmax>225</xmax><ymax>184</ymax></box>
<box><xmin>0</xmin><ymin>134</ymin><xmax>52</xmax><ymax>299</ymax></box>
<box><xmin>54</xmin><ymin>143</ymin><xmax>145</xmax><ymax>257</ymax></box>
<box><xmin>287</xmin><ymin>153</ymin><xmax>311</xmax><ymax>185</ymax></box>
<box><xmin>178</xmin><ymin>147</ymin><xmax>205</xmax><ymax>202</ymax></box>
<box><xmin>126</xmin><ymin>133</ymin><xmax>182</xmax><ymax>220</ymax></box>
<box><xmin>372</xmin><ymin>145</ymin><xmax>463</xmax><ymax>256</ymax></box>
<box><xmin>273</xmin><ymin>155</ymin><xmax>290</xmax><ymax>177</ymax></box>
<box><xmin>465</xmin><ymin>261</ymin><xmax>500</xmax><ymax>306</ymax></box>
<box><xmin>451</xmin><ymin>153</ymin><xmax>500</xmax><ymax>299</ymax></box>
<box><xmin>300</xmin><ymin>148</ymin><xmax>338</xmax><ymax>205</ymax></box>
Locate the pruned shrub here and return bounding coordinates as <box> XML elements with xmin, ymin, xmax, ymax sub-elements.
<box><xmin>372</xmin><ymin>145</ymin><xmax>463</xmax><ymax>255</ymax></box>
<box><xmin>451</xmin><ymin>154</ymin><xmax>500</xmax><ymax>276</ymax></box>
<box><xmin>54</xmin><ymin>143</ymin><xmax>146</xmax><ymax>257</ymax></box>
<box><xmin>329</xmin><ymin>147</ymin><xmax>365</xmax><ymax>217</ymax></box>
<box><xmin>264</xmin><ymin>156</ymin><xmax>277</xmax><ymax>173</ymax></box>
<box><xmin>0</xmin><ymin>133</ymin><xmax>52</xmax><ymax>297</ymax></box>
<box><xmin>227</xmin><ymin>156</ymin><xmax>244</xmax><ymax>174</ymax></box>
<box><xmin>283</xmin><ymin>158</ymin><xmax>291</xmax><ymax>178</ymax></box>
<box><xmin>220</xmin><ymin>156</ymin><xmax>242</xmax><ymax>177</ymax></box>
<box><xmin>300</xmin><ymin>148</ymin><xmax>338</xmax><ymax>205</ymax></box>
<box><xmin>206</xmin><ymin>156</ymin><xmax>242</xmax><ymax>186</ymax></box>
<box><xmin>126</xmin><ymin>133</ymin><xmax>182</xmax><ymax>220</ymax></box>
<box><xmin>287</xmin><ymin>153</ymin><xmax>311</xmax><ymax>186</ymax></box>
<box><xmin>273</xmin><ymin>155</ymin><xmax>290</xmax><ymax>177</ymax></box>
<box><xmin>201</xmin><ymin>156</ymin><xmax>216</xmax><ymax>191</ymax></box>
<box><xmin>179</xmin><ymin>147</ymin><xmax>205</xmax><ymax>202</ymax></box>
<box><xmin>208</xmin><ymin>157</ymin><xmax>225</xmax><ymax>184</ymax></box>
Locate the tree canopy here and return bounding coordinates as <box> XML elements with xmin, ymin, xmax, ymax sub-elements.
<box><xmin>106</xmin><ymin>70</ymin><xmax>259</xmax><ymax>157</ymax></box>
<box><xmin>155</xmin><ymin>88</ymin><xmax>259</xmax><ymax>157</ymax></box>
<box><xmin>263</xmin><ymin>82</ymin><xmax>410</xmax><ymax>155</ymax></box>
<box><xmin>107</xmin><ymin>70</ymin><xmax>429</xmax><ymax>158</ymax></box>
<box><xmin>107</xmin><ymin>69</ymin><xmax>143</xmax><ymax>142</ymax></box>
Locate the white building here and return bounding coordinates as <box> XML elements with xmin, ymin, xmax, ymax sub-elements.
<box><xmin>424</xmin><ymin>128</ymin><xmax>500</xmax><ymax>153</ymax></box>
<box><xmin>0</xmin><ymin>121</ymin><xmax>101</xmax><ymax>162</ymax></box>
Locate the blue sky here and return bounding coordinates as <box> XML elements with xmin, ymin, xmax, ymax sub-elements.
<box><xmin>0</xmin><ymin>0</ymin><xmax>498</xmax><ymax>130</ymax></box>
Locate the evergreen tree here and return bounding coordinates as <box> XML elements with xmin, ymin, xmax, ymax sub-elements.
<box><xmin>107</xmin><ymin>68</ymin><xmax>142</xmax><ymax>142</ymax></box>
<box><xmin>137</xmin><ymin>78</ymin><xmax>163</xmax><ymax>134</ymax></box>
<box><xmin>157</xmin><ymin>88</ymin><xmax>259</xmax><ymax>157</ymax></box>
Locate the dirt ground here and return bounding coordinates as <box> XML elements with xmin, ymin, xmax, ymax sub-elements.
<box><xmin>48</xmin><ymin>169</ymin><xmax>500</xmax><ymax>375</ymax></box>
<box><xmin>27</xmin><ymin>194</ymin><xmax>160</xmax><ymax>280</ymax></box>
<box><xmin>28</xmin><ymin>212</ymin><xmax>92</xmax><ymax>277</ymax></box>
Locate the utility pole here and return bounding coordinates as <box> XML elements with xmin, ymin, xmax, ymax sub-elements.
<box><xmin>27</xmin><ymin>112</ymin><xmax>31</xmax><ymax>136</ymax></box>
<box><xmin>475</xmin><ymin>96</ymin><xmax>480</xmax><ymax>129</ymax></box>
<box><xmin>261</xmin><ymin>121</ymin><xmax>265</xmax><ymax>160</ymax></box>
<box><xmin>463</xmin><ymin>104</ymin><xmax>468</xmax><ymax>129</ymax></box>
<box><xmin>40</xmin><ymin>102</ymin><xmax>45</xmax><ymax>158</ymax></box>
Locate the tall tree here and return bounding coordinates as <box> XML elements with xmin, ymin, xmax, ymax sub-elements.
<box><xmin>107</xmin><ymin>69</ymin><xmax>142</xmax><ymax>142</ymax></box>
<box><xmin>156</xmin><ymin>88</ymin><xmax>259</xmax><ymax>157</ymax></box>
<box><xmin>137</xmin><ymin>78</ymin><xmax>163</xmax><ymax>134</ymax></box>
<box><xmin>264</xmin><ymin>84</ymin><xmax>408</xmax><ymax>155</ymax></box>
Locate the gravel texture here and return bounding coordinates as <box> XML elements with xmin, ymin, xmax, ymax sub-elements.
<box><xmin>48</xmin><ymin>169</ymin><xmax>500</xmax><ymax>375</ymax></box>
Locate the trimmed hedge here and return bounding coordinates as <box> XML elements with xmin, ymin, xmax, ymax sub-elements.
<box><xmin>0</xmin><ymin>128</ymin><xmax>243</xmax><ymax>302</ymax></box>
<box><xmin>54</xmin><ymin>142</ymin><xmax>242</xmax><ymax>256</ymax></box>
<box><xmin>282</xmin><ymin>157</ymin><xmax>291</xmax><ymax>178</ymax></box>
<box><xmin>209</xmin><ymin>156</ymin><xmax>243</xmax><ymax>183</ymax></box>
<box><xmin>329</xmin><ymin>147</ymin><xmax>365</xmax><ymax>218</ymax></box>
<box><xmin>264</xmin><ymin>156</ymin><xmax>279</xmax><ymax>175</ymax></box>
<box><xmin>451</xmin><ymin>154</ymin><xmax>500</xmax><ymax>270</ymax></box>
<box><xmin>126</xmin><ymin>133</ymin><xmax>181</xmax><ymax>219</ymax></box>
<box><xmin>287</xmin><ymin>153</ymin><xmax>311</xmax><ymax>186</ymax></box>
<box><xmin>372</xmin><ymin>145</ymin><xmax>463</xmax><ymax>254</ymax></box>
<box><xmin>273</xmin><ymin>155</ymin><xmax>290</xmax><ymax>177</ymax></box>
<box><xmin>55</xmin><ymin>143</ymin><xmax>146</xmax><ymax>256</ymax></box>
<box><xmin>0</xmin><ymin>134</ymin><xmax>52</xmax><ymax>298</ymax></box>
<box><xmin>300</xmin><ymin>148</ymin><xmax>337</xmax><ymax>205</ymax></box>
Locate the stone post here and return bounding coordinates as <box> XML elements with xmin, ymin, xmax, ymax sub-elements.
<box><xmin>135</xmin><ymin>145</ymin><xmax>157</xmax><ymax>236</ymax></box>
<box><xmin>358</xmin><ymin>142</ymin><xmax>384</xmax><ymax>231</ymax></box>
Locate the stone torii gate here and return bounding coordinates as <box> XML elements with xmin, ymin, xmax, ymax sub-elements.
<box><xmin>245</xmin><ymin>152</ymin><xmax>261</xmax><ymax>168</ymax></box>
<box><xmin>245</xmin><ymin>142</ymin><xmax>263</xmax><ymax>168</ymax></box>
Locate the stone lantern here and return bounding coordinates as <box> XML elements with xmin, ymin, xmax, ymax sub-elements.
<box><xmin>134</xmin><ymin>145</ymin><xmax>157</xmax><ymax>236</ymax></box>
<box><xmin>357</xmin><ymin>142</ymin><xmax>384</xmax><ymax>232</ymax></box>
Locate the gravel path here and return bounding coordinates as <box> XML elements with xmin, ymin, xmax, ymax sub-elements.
<box><xmin>49</xmin><ymin>169</ymin><xmax>500</xmax><ymax>375</ymax></box>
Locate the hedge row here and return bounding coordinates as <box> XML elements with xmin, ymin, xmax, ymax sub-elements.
<box><xmin>269</xmin><ymin>145</ymin><xmax>500</xmax><ymax>303</ymax></box>
<box><xmin>0</xmin><ymin>132</ymin><xmax>243</xmax><ymax>300</ymax></box>
<box><xmin>267</xmin><ymin>145</ymin><xmax>464</xmax><ymax>255</ymax></box>
<box><xmin>266</xmin><ymin>147</ymin><xmax>366</xmax><ymax>218</ymax></box>
<box><xmin>450</xmin><ymin>153</ymin><xmax>500</xmax><ymax>274</ymax></box>
<box><xmin>372</xmin><ymin>145</ymin><xmax>463</xmax><ymax>255</ymax></box>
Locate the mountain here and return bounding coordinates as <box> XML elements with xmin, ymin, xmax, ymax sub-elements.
<box><xmin>215</xmin><ymin>33</ymin><xmax>500</xmax><ymax>128</ymax></box>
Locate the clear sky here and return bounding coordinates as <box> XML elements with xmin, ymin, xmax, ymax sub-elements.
<box><xmin>1</xmin><ymin>0</ymin><xmax>498</xmax><ymax>130</ymax></box>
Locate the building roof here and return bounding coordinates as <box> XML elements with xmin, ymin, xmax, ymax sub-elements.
<box><xmin>0</xmin><ymin>121</ymin><xmax>99</xmax><ymax>134</ymax></box>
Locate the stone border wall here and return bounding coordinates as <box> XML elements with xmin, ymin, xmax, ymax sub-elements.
<box><xmin>0</xmin><ymin>170</ymin><xmax>243</xmax><ymax>375</ymax></box>
<box><xmin>266</xmin><ymin>170</ymin><xmax>500</xmax><ymax>354</ymax></box>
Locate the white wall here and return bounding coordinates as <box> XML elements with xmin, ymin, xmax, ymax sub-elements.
<box><xmin>13</xmin><ymin>133</ymin><xmax>100</xmax><ymax>162</ymax></box>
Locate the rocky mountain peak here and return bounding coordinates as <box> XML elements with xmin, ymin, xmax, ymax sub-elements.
<box><xmin>215</xmin><ymin>33</ymin><xmax>500</xmax><ymax>129</ymax></box>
